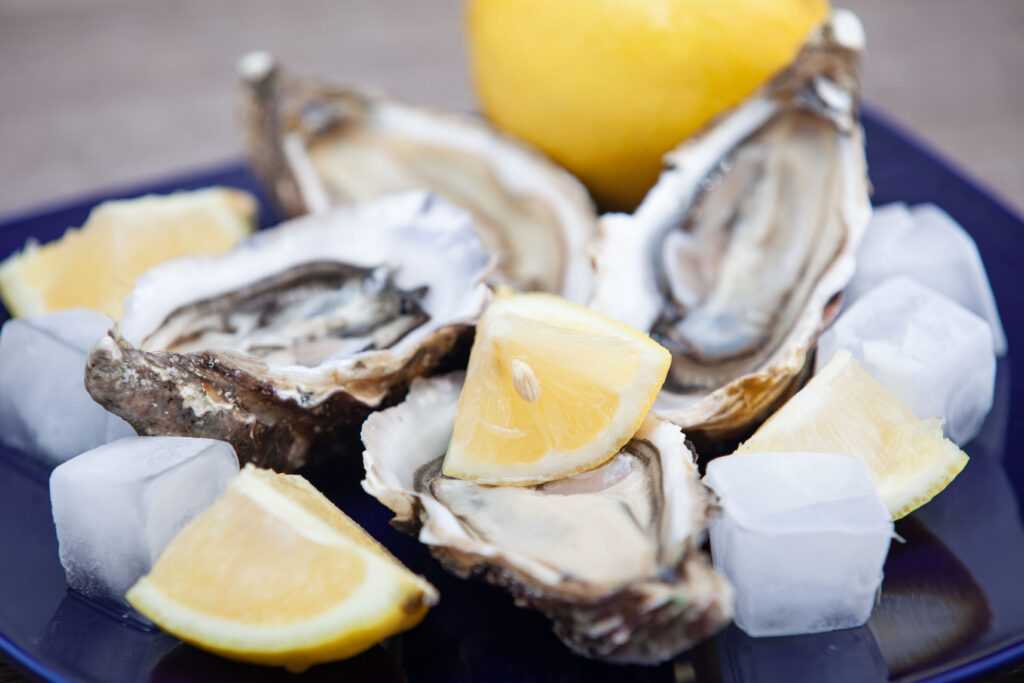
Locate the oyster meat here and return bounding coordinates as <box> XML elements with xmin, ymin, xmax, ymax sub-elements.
<box><xmin>590</xmin><ymin>11</ymin><xmax>872</xmax><ymax>442</ymax></box>
<box><xmin>362</xmin><ymin>373</ymin><xmax>733</xmax><ymax>663</ymax></box>
<box><xmin>86</xmin><ymin>192</ymin><xmax>491</xmax><ymax>471</ymax></box>
<box><xmin>239</xmin><ymin>51</ymin><xmax>597</xmax><ymax>302</ymax></box>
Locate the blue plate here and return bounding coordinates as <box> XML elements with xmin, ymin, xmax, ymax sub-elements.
<box><xmin>1</xmin><ymin>110</ymin><xmax>1023</xmax><ymax>683</ymax></box>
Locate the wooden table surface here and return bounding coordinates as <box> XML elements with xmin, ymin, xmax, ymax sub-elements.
<box><xmin>1</xmin><ymin>1</ymin><xmax>1023</xmax><ymax>681</ymax></box>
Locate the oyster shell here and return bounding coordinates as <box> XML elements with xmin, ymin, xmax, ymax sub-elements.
<box><xmin>238</xmin><ymin>51</ymin><xmax>597</xmax><ymax>302</ymax></box>
<box><xmin>85</xmin><ymin>192</ymin><xmax>491</xmax><ymax>471</ymax></box>
<box><xmin>362</xmin><ymin>373</ymin><xmax>733</xmax><ymax>663</ymax></box>
<box><xmin>590</xmin><ymin>11</ymin><xmax>871</xmax><ymax>442</ymax></box>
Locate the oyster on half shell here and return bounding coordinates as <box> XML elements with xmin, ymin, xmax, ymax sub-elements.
<box><xmin>86</xmin><ymin>193</ymin><xmax>491</xmax><ymax>471</ymax></box>
<box><xmin>238</xmin><ymin>52</ymin><xmax>597</xmax><ymax>302</ymax></box>
<box><xmin>362</xmin><ymin>373</ymin><xmax>733</xmax><ymax>663</ymax></box>
<box><xmin>590</xmin><ymin>11</ymin><xmax>872</xmax><ymax>442</ymax></box>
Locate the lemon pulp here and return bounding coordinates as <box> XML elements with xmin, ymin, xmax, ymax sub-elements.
<box><xmin>735</xmin><ymin>350</ymin><xmax>969</xmax><ymax>519</ymax></box>
<box><xmin>0</xmin><ymin>188</ymin><xmax>256</xmax><ymax>319</ymax></box>
<box><xmin>127</xmin><ymin>465</ymin><xmax>437</xmax><ymax>672</ymax></box>
<box><xmin>443</xmin><ymin>292</ymin><xmax>671</xmax><ymax>485</ymax></box>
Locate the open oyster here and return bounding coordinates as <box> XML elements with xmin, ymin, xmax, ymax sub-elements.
<box><xmin>362</xmin><ymin>373</ymin><xmax>733</xmax><ymax>663</ymax></box>
<box><xmin>86</xmin><ymin>193</ymin><xmax>491</xmax><ymax>471</ymax></box>
<box><xmin>238</xmin><ymin>52</ymin><xmax>597</xmax><ymax>302</ymax></box>
<box><xmin>590</xmin><ymin>11</ymin><xmax>871</xmax><ymax>442</ymax></box>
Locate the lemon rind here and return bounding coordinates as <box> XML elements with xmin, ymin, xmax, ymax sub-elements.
<box><xmin>126</xmin><ymin>571</ymin><xmax>428</xmax><ymax>664</ymax></box>
<box><xmin>885</xmin><ymin>442</ymin><xmax>969</xmax><ymax>520</ymax></box>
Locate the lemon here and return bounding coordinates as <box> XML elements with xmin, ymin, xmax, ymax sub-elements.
<box><xmin>0</xmin><ymin>188</ymin><xmax>256</xmax><ymax>320</ymax></box>
<box><xmin>466</xmin><ymin>0</ymin><xmax>829</xmax><ymax>210</ymax></box>
<box><xmin>735</xmin><ymin>350</ymin><xmax>969</xmax><ymax>519</ymax></box>
<box><xmin>443</xmin><ymin>292</ymin><xmax>671</xmax><ymax>485</ymax></box>
<box><xmin>126</xmin><ymin>464</ymin><xmax>438</xmax><ymax>672</ymax></box>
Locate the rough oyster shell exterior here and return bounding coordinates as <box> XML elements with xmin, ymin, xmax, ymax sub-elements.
<box><xmin>362</xmin><ymin>373</ymin><xmax>733</xmax><ymax>663</ymax></box>
<box><xmin>86</xmin><ymin>193</ymin><xmax>491</xmax><ymax>471</ymax></box>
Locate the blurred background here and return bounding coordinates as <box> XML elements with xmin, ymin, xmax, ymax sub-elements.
<box><xmin>0</xmin><ymin>0</ymin><xmax>1022</xmax><ymax>217</ymax></box>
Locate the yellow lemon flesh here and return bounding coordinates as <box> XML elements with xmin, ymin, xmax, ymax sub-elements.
<box><xmin>126</xmin><ymin>465</ymin><xmax>438</xmax><ymax>673</ymax></box>
<box><xmin>735</xmin><ymin>350</ymin><xmax>969</xmax><ymax>519</ymax></box>
<box><xmin>467</xmin><ymin>0</ymin><xmax>829</xmax><ymax>210</ymax></box>
<box><xmin>443</xmin><ymin>292</ymin><xmax>671</xmax><ymax>485</ymax></box>
<box><xmin>0</xmin><ymin>188</ymin><xmax>256</xmax><ymax>320</ymax></box>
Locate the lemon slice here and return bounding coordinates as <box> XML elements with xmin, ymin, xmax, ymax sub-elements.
<box><xmin>126</xmin><ymin>464</ymin><xmax>438</xmax><ymax>672</ymax></box>
<box><xmin>442</xmin><ymin>292</ymin><xmax>671</xmax><ymax>485</ymax></box>
<box><xmin>735</xmin><ymin>349</ymin><xmax>968</xmax><ymax>519</ymax></box>
<box><xmin>0</xmin><ymin>188</ymin><xmax>256</xmax><ymax>320</ymax></box>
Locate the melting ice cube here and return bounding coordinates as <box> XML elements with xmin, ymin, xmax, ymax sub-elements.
<box><xmin>818</xmin><ymin>276</ymin><xmax>995</xmax><ymax>445</ymax></box>
<box><xmin>704</xmin><ymin>452</ymin><xmax>893</xmax><ymax>637</ymax></box>
<box><xmin>845</xmin><ymin>203</ymin><xmax>1006</xmax><ymax>355</ymax></box>
<box><xmin>0</xmin><ymin>309</ymin><xmax>135</xmax><ymax>465</ymax></box>
<box><xmin>49</xmin><ymin>436</ymin><xmax>239</xmax><ymax>604</ymax></box>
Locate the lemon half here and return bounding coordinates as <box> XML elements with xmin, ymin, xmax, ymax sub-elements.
<box><xmin>467</xmin><ymin>0</ymin><xmax>829</xmax><ymax>210</ymax></box>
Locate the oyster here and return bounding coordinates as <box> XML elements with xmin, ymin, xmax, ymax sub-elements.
<box><xmin>238</xmin><ymin>51</ymin><xmax>597</xmax><ymax>302</ymax></box>
<box><xmin>86</xmin><ymin>193</ymin><xmax>491</xmax><ymax>471</ymax></box>
<box><xmin>362</xmin><ymin>373</ymin><xmax>733</xmax><ymax>663</ymax></box>
<box><xmin>590</xmin><ymin>11</ymin><xmax>871</xmax><ymax>442</ymax></box>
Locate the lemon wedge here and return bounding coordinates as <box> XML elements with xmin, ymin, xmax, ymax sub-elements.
<box><xmin>126</xmin><ymin>464</ymin><xmax>438</xmax><ymax>672</ymax></box>
<box><xmin>735</xmin><ymin>350</ymin><xmax>968</xmax><ymax>519</ymax></box>
<box><xmin>0</xmin><ymin>188</ymin><xmax>256</xmax><ymax>320</ymax></box>
<box><xmin>442</xmin><ymin>292</ymin><xmax>671</xmax><ymax>485</ymax></box>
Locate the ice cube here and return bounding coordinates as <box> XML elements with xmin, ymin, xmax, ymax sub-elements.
<box><xmin>50</xmin><ymin>436</ymin><xmax>239</xmax><ymax>604</ymax></box>
<box><xmin>703</xmin><ymin>452</ymin><xmax>893</xmax><ymax>637</ymax></box>
<box><xmin>0</xmin><ymin>309</ymin><xmax>136</xmax><ymax>465</ymax></box>
<box><xmin>818</xmin><ymin>276</ymin><xmax>995</xmax><ymax>445</ymax></box>
<box><xmin>845</xmin><ymin>203</ymin><xmax>1006</xmax><ymax>355</ymax></box>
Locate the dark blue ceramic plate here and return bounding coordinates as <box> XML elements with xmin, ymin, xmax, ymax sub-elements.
<box><xmin>1</xmin><ymin>110</ymin><xmax>1023</xmax><ymax>683</ymax></box>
